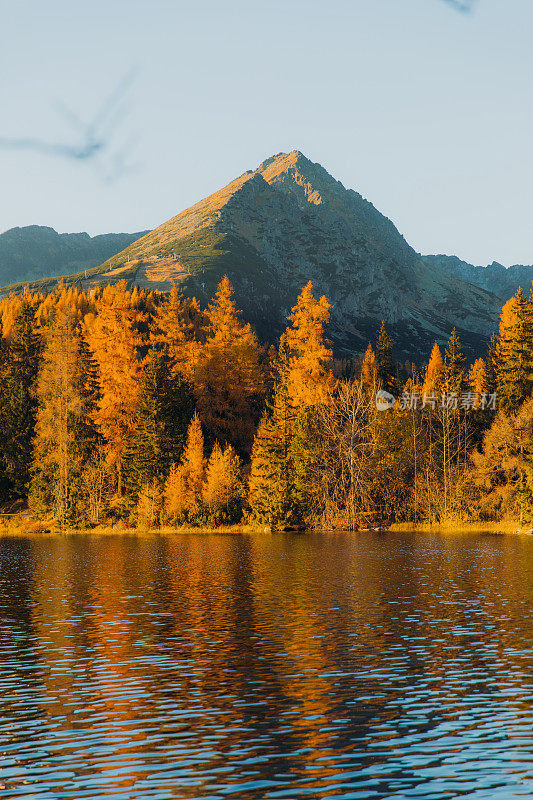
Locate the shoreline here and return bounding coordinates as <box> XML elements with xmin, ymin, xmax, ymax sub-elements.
<box><xmin>388</xmin><ymin>521</ymin><xmax>529</xmax><ymax>535</ymax></box>
<box><xmin>0</xmin><ymin>520</ymin><xmax>531</xmax><ymax>537</ymax></box>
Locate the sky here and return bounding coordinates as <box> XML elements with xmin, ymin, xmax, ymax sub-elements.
<box><xmin>0</xmin><ymin>0</ymin><xmax>531</xmax><ymax>267</ymax></box>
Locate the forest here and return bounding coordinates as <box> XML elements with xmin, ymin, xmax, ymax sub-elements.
<box><xmin>0</xmin><ymin>276</ymin><xmax>532</xmax><ymax>529</ymax></box>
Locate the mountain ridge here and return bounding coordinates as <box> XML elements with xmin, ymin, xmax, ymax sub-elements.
<box><xmin>1</xmin><ymin>151</ymin><xmax>505</xmax><ymax>359</ymax></box>
<box><xmin>0</xmin><ymin>225</ymin><xmax>149</xmax><ymax>287</ymax></box>
<box><xmin>423</xmin><ymin>253</ymin><xmax>533</xmax><ymax>302</ymax></box>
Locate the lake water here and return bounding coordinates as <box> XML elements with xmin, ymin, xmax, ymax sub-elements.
<box><xmin>0</xmin><ymin>531</ymin><xmax>532</xmax><ymax>799</ymax></box>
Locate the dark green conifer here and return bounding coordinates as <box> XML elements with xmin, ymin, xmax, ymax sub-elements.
<box><xmin>248</xmin><ymin>342</ymin><xmax>301</xmax><ymax>527</ymax></box>
<box><xmin>124</xmin><ymin>348</ymin><xmax>194</xmax><ymax>498</ymax></box>
<box><xmin>443</xmin><ymin>327</ymin><xmax>466</xmax><ymax>395</ymax></box>
<box><xmin>375</xmin><ymin>321</ymin><xmax>397</xmax><ymax>394</ymax></box>
<box><xmin>497</xmin><ymin>288</ymin><xmax>533</xmax><ymax>411</ymax></box>
<box><xmin>0</xmin><ymin>301</ymin><xmax>42</xmax><ymax>500</ymax></box>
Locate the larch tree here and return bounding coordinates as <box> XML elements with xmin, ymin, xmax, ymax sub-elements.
<box><xmin>279</xmin><ymin>281</ymin><xmax>335</xmax><ymax>411</ymax></box>
<box><xmin>163</xmin><ymin>463</ymin><xmax>187</xmax><ymax>523</ymax></box>
<box><xmin>202</xmin><ymin>442</ymin><xmax>243</xmax><ymax>522</ymax></box>
<box><xmin>83</xmin><ymin>282</ymin><xmax>143</xmax><ymax>493</ymax></box>
<box><xmin>422</xmin><ymin>343</ymin><xmax>444</xmax><ymax>398</ymax></box>
<box><xmin>193</xmin><ymin>276</ymin><xmax>264</xmax><ymax>452</ymax></box>
<box><xmin>468</xmin><ymin>358</ymin><xmax>487</xmax><ymax>408</ymax></box>
<box><xmin>471</xmin><ymin>397</ymin><xmax>533</xmax><ymax>522</ymax></box>
<box><xmin>163</xmin><ymin>412</ymin><xmax>205</xmax><ymax>522</ymax></box>
<box><xmin>360</xmin><ymin>343</ymin><xmax>378</xmax><ymax>395</ymax></box>
<box><xmin>150</xmin><ymin>284</ymin><xmax>205</xmax><ymax>380</ymax></box>
<box><xmin>30</xmin><ymin>309</ymin><xmax>99</xmax><ymax>521</ymax></box>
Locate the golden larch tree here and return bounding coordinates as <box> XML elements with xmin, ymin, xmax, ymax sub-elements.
<box><xmin>360</xmin><ymin>343</ymin><xmax>378</xmax><ymax>394</ymax></box>
<box><xmin>468</xmin><ymin>358</ymin><xmax>487</xmax><ymax>408</ymax></box>
<box><xmin>151</xmin><ymin>284</ymin><xmax>204</xmax><ymax>380</ymax></box>
<box><xmin>83</xmin><ymin>282</ymin><xmax>143</xmax><ymax>492</ymax></box>
<box><xmin>193</xmin><ymin>276</ymin><xmax>264</xmax><ymax>451</ymax></box>
<box><xmin>202</xmin><ymin>442</ymin><xmax>243</xmax><ymax>520</ymax></box>
<box><xmin>422</xmin><ymin>343</ymin><xmax>444</xmax><ymax>397</ymax></box>
<box><xmin>279</xmin><ymin>280</ymin><xmax>335</xmax><ymax>410</ymax></box>
<box><xmin>164</xmin><ymin>412</ymin><xmax>206</xmax><ymax>521</ymax></box>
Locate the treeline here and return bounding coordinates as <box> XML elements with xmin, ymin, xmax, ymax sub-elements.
<box><xmin>0</xmin><ymin>278</ymin><xmax>532</xmax><ymax>528</ymax></box>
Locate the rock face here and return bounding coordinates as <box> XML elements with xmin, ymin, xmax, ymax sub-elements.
<box><xmin>3</xmin><ymin>152</ymin><xmax>504</xmax><ymax>359</ymax></box>
<box><xmin>0</xmin><ymin>226</ymin><xmax>148</xmax><ymax>286</ymax></box>
<box><xmin>424</xmin><ymin>254</ymin><xmax>533</xmax><ymax>304</ymax></box>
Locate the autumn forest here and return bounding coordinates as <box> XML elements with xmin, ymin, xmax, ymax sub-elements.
<box><xmin>0</xmin><ymin>277</ymin><xmax>532</xmax><ymax>530</ymax></box>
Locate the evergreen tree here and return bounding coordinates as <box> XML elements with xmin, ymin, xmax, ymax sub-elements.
<box><xmin>443</xmin><ymin>328</ymin><xmax>466</xmax><ymax>395</ymax></box>
<box><xmin>496</xmin><ymin>288</ymin><xmax>533</xmax><ymax>412</ymax></box>
<box><xmin>291</xmin><ymin>406</ymin><xmax>320</xmax><ymax>520</ymax></box>
<box><xmin>484</xmin><ymin>332</ymin><xmax>499</xmax><ymax>394</ymax></box>
<box><xmin>248</xmin><ymin>357</ymin><xmax>301</xmax><ymax>527</ymax></box>
<box><xmin>0</xmin><ymin>301</ymin><xmax>42</xmax><ymax>500</ymax></box>
<box><xmin>124</xmin><ymin>349</ymin><xmax>194</xmax><ymax>499</ymax></box>
<box><xmin>375</xmin><ymin>321</ymin><xmax>396</xmax><ymax>393</ymax></box>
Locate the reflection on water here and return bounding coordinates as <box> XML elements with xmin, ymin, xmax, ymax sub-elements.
<box><xmin>0</xmin><ymin>531</ymin><xmax>532</xmax><ymax>799</ymax></box>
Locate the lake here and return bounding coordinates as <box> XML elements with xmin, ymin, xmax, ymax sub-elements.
<box><xmin>0</xmin><ymin>531</ymin><xmax>532</xmax><ymax>799</ymax></box>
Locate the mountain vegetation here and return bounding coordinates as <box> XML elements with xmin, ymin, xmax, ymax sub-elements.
<box><xmin>1</xmin><ymin>276</ymin><xmax>532</xmax><ymax>529</ymax></box>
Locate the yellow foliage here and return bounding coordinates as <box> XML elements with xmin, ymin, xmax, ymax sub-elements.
<box><xmin>202</xmin><ymin>442</ymin><xmax>243</xmax><ymax>514</ymax></box>
<box><xmin>163</xmin><ymin>463</ymin><xmax>187</xmax><ymax>519</ymax></box>
<box><xmin>361</xmin><ymin>343</ymin><xmax>378</xmax><ymax>393</ymax></box>
<box><xmin>280</xmin><ymin>280</ymin><xmax>335</xmax><ymax>409</ymax></box>
<box><xmin>151</xmin><ymin>283</ymin><xmax>204</xmax><ymax>379</ymax></box>
<box><xmin>83</xmin><ymin>282</ymin><xmax>144</xmax><ymax>484</ymax></box>
<box><xmin>164</xmin><ymin>412</ymin><xmax>205</xmax><ymax>519</ymax></box>
<box><xmin>193</xmin><ymin>276</ymin><xmax>264</xmax><ymax>449</ymax></box>
<box><xmin>136</xmin><ymin>480</ymin><xmax>162</xmax><ymax>528</ymax></box>
<box><xmin>469</xmin><ymin>358</ymin><xmax>487</xmax><ymax>407</ymax></box>
<box><xmin>499</xmin><ymin>295</ymin><xmax>518</xmax><ymax>339</ymax></box>
<box><xmin>422</xmin><ymin>343</ymin><xmax>444</xmax><ymax>397</ymax></box>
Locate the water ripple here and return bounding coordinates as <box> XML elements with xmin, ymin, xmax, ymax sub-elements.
<box><xmin>0</xmin><ymin>531</ymin><xmax>531</xmax><ymax>799</ymax></box>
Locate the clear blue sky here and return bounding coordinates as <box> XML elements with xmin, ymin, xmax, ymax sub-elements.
<box><xmin>0</xmin><ymin>0</ymin><xmax>531</xmax><ymax>266</ymax></box>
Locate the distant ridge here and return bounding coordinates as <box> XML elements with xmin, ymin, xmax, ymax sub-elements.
<box><xmin>1</xmin><ymin>152</ymin><xmax>504</xmax><ymax>358</ymax></box>
<box><xmin>423</xmin><ymin>254</ymin><xmax>533</xmax><ymax>303</ymax></box>
<box><xmin>0</xmin><ymin>225</ymin><xmax>148</xmax><ymax>287</ymax></box>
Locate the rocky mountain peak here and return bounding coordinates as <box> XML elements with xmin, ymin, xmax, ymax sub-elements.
<box><xmin>2</xmin><ymin>152</ymin><xmax>504</xmax><ymax>359</ymax></box>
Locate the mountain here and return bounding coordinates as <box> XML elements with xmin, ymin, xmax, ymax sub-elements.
<box><xmin>1</xmin><ymin>152</ymin><xmax>503</xmax><ymax>359</ymax></box>
<box><xmin>423</xmin><ymin>254</ymin><xmax>533</xmax><ymax>304</ymax></box>
<box><xmin>0</xmin><ymin>225</ymin><xmax>148</xmax><ymax>286</ymax></box>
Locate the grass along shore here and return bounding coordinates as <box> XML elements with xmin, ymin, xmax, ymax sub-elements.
<box><xmin>0</xmin><ymin>518</ymin><xmax>531</xmax><ymax>537</ymax></box>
